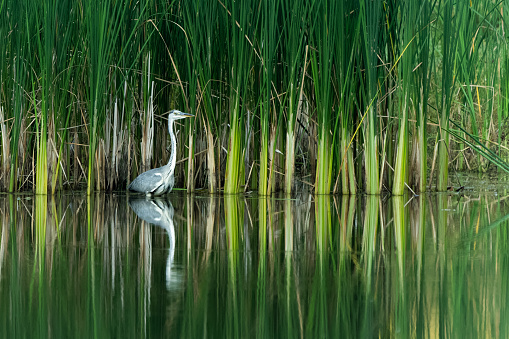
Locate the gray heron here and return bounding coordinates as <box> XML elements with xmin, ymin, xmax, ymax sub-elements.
<box><xmin>128</xmin><ymin>110</ymin><xmax>194</xmax><ymax>196</ymax></box>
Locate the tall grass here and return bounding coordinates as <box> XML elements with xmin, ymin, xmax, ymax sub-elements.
<box><xmin>0</xmin><ymin>0</ymin><xmax>508</xmax><ymax>195</ymax></box>
<box><xmin>85</xmin><ymin>0</ymin><xmax>130</xmax><ymax>194</ymax></box>
<box><xmin>501</xmin><ymin>2</ymin><xmax>509</xmax><ymax>162</ymax></box>
<box><xmin>435</xmin><ymin>0</ymin><xmax>460</xmax><ymax>191</ymax></box>
<box><xmin>183</xmin><ymin>0</ymin><xmax>214</xmax><ymax>192</ymax></box>
<box><xmin>222</xmin><ymin>0</ymin><xmax>258</xmax><ymax>193</ymax></box>
<box><xmin>392</xmin><ymin>2</ymin><xmax>417</xmax><ymax>195</ymax></box>
<box><xmin>281</xmin><ymin>0</ymin><xmax>309</xmax><ymax>194</ymax></box>
<box><xmin>411</xmin><ymin>0</ymin><xmax>435</xmax><ymax>192</ymax></box>
<box><xmin>359</xmin><ymin>0</ymin><xmax>382</xmax><ymax>195</ymax></box>
<box><xmin>1</xmin><ymin>0</ymin><xmax>28</xmax><ymax>192</ymax></box>
<box><xmin>258</xmin><ymin>0</ymin><xmax>280</xmax><ymax>196</ymax></box>
<box><xmin>332</xmin><ymin>1</ymin><xmax>359</xmax><ymax>195</ymax></box>
<box><xmin>310</xmin><ymin>0</ymin><xmax>337</xmax><ymax>194</ymax></box>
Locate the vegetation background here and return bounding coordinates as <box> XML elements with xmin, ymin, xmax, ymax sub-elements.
<box><xmin>0</xmin><ymin>0</ymin><xmax>508</xmax><ymax>195</ymax></box>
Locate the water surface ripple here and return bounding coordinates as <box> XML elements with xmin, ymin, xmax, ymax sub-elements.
<box><xmin>1</xmin><ymin>185</ymin><xmax>509</xmax><ymax>338</ymax></box>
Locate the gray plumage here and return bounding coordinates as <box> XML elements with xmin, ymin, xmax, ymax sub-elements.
<box><xmin>128</xmin><ymin>110</ymin><xmax>193</xmax><ymax>196</ymax></box>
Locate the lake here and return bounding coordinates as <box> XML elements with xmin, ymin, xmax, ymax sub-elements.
<box><xmin>1</xmin><ymin>174</ymin><xmax>509</xmax><ymax>338</ymax></box>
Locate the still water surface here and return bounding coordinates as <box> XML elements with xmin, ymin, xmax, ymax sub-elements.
<box><xmin>1</xmin><ymin>176</ymin><xmax>509</xmax><ymax>338</ymax></box>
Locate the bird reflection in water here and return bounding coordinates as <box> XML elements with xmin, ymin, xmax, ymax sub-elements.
<box><xmin>128</xmin><ymin>197</ymin><xmax>181</xmax><ymax>290</ymax></box>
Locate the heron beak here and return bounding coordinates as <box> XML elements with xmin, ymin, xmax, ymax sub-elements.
<box><xmin>168</xmin><ymin>110</ymin><xmax>194</xmax><ymax>119</ymax></box>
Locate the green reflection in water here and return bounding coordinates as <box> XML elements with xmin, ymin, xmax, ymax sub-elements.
<box><xmin>0</xmin><ymin>191</ymin><xmax>509</xmax><ymax>337</ymax></box>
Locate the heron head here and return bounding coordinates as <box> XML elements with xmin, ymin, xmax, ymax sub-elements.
<box><xmin>168</xmin><ymin>109</ymin><xmax>194</xmax><ymax>121</ymax></box>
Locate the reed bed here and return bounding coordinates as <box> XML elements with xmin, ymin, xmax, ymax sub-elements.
<box><xmin>0</xmin><ymin>0</ymin><xmax>508</xmax><ymax>195</ymax></box>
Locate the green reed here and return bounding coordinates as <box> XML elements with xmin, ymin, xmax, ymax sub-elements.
<box><xmin>455</xmin><ymin>1</ymin><xmax>495</xmax><ymax>173</ymax></box>
<box><xmin>435</xmin><ymin>0</ymin><xmax>461</xmax><ymax>191</ymax></box>
<box><xmin>85</xmin><ymin>0</ymin><xmax>132</xmax><ymax>194</ymax></box>
<box><xmin>0</xmin><ymin>0</ymin><xmax>508</xmax><ymax>195</ymax></box>
<box><xmin>501</xmin><ymin>1</ymin><xmax>509</xmax><ymax>162</ymax></box>
<box><xmin>310</xmin><ymin>0</ymin><xmax>337</xmax><ymax>194</ymax></box>
<box><xmin>29</xmin><ymin>1</ymin><xmax>77</xmax><ymax>194</ymax></box>
<box><xmin>222</xmin><ymin>0</ymin><xmax>257</xmax><ymax>193</ymax></box>
<box><xmin>183</xmin><ymin>0</ymin><xmax>225</xmax><ymax>192</ymax></box>
<box><xmin>281</xmin><ymin>0</ymin><xmax>310</xmax><ymax>194</ymax></box>
<box><xmin>1</xmin><ymin>0</ymin><xmax>28</xmax><ymax>192</ymax></box>
<box><xmin>257</xmin><ymin>0</ymin><xmax>280</xmax><ymax>196</ymax></box>
<box><xmin>332</xmin><ymin>1</ymin><xmax>359</xmax><ymax>195</ymax></box>
<box><xmin>392</xmin><ymin>2</ymin><xmax>417</xmax><ymax>195</ymax></box>
<box><xmin>181</xmin><ymin>7</ymin><xmax>198</xmax><ymax>193</ymax></box>
<box><xmin>359</xmin><ymin>0</ymin><xmax>382</xmax><ymax>195</ymax></box>
<box><xmin>26</xmin><ymin>2</ymin><xmax>46</xmax><ymax>195</ymax></box>
<box><xmin>0</xmin><ymin>0</ymin><xmax>7</xmax><ymax>189</ymax></box>
<box><xmin>412</xmin><ymin>0</ymin><xmax>435</xmax><ymax>192</ymax></box>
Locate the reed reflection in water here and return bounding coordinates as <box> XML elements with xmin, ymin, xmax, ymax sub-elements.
<box><xmin>0</xmin><ymin>192</ymin><xmax>508</xmax><ymax>337</ymax></box>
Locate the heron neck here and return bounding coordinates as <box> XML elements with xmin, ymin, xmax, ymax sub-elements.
<box><xmin>168</xmin><ymin>119</ymin><xmax>177</xmax><ymax>174</ymax></box>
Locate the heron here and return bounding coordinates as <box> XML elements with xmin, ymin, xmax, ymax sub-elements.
<box><xmin>128</xmin><ymin>109</ymin><xmax>194</xmax><ymax>196</ymax></box>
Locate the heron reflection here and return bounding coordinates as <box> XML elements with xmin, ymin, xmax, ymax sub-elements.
<box><xmin>128</xmin><ymin>197</ymin><xmax>181</xmax><ymax>290</ymax></box>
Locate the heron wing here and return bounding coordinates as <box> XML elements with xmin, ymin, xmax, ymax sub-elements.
<box><xmin>128</xmin><ymin>168</ymin><xmax>166</xmax><ymax>194</ymax></box>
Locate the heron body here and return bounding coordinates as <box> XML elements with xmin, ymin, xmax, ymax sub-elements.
<box><xmin>128</xmin><ymin>165</ymin><xmax>175</xmax><ymax>196</ymax></box>
<box><xmin>128</xmin><ymin>110</ymin><xmax>193</xmax><ymax>196</ymax></box>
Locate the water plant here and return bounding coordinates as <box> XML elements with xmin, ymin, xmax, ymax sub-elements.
<box><xmin>0</xmin><ymin>0</ymin><xmax>507</xmax><ymax>195</ymax></box>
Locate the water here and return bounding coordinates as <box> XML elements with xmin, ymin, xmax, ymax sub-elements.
<box><xmin>1</xmin><ymin>178</ymin><xmax>509</xmax><ymax>338</ymax></box>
